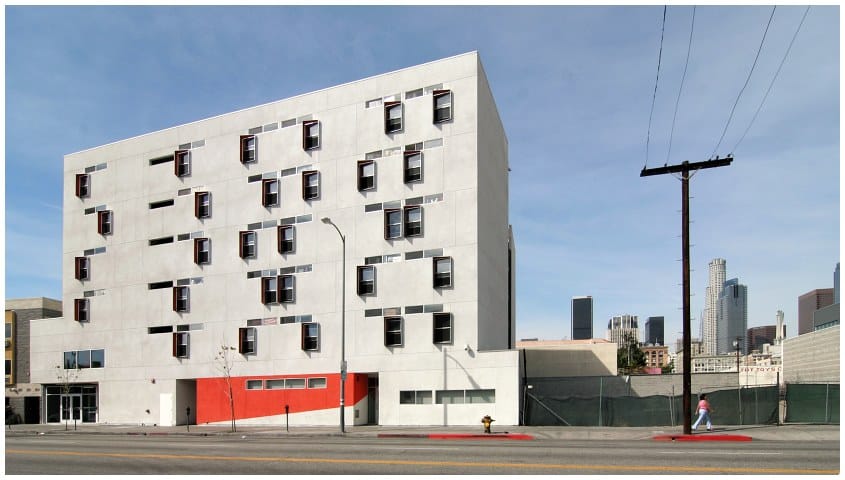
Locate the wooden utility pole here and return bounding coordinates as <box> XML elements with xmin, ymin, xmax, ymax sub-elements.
<box><xmin>641</xmin><ymin>157</ymin><xmax>732</xmax><ymax>434</ymax></box>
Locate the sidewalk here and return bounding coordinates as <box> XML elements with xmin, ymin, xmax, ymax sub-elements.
<box><xmin>5</xmin><ymin>422</ymin><xmax>839</xmax><ymax>442</ymax></box>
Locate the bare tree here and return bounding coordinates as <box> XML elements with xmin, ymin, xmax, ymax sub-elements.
<box><xmin>214</xmin><ymin>344</ymin><xmax>238</xmax><ymax>433</ymax></box>
<box><xmin>55</xmin><ymin>363</ymin><xmax>79</xmax><ymax>431</ymax></box>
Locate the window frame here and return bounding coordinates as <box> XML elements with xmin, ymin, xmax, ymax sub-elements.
<box><xmin>403</xmin><ymin>151</ymin><xmax>423</xmax><ymax>183</ymax></box>
<box><xmin>277</xmin><ymin>225</ymin><xmax>295</xmax><ymax>254</ymax></box>
<box><xmin>195</xmin><ymin>191</ymin><xmax>211</xmax><ymax>219</ymax></box>
<box><xmin>172</xmin><ymin>286</ymin><xmax>189</xmax><ymax>313</ymax></box>
<box><xmin>384</xmin><ymin>101</ymin><xmax>403</xmax><ymax>134</ymax></box>
<box><xmin>433</xmin><ymin>89</ymin><xmax>453</xmax><ymax>123</ymax></box>
<box><xmin>357</xmin><ymin>160</ymin><xmax>375</xmax><ymax>191</ymax></box>
<box><xmin>74</xmin><ymin>256</ymin><xmax>90</xmax><ymax>281</ymax></box>
<box><xmin>301</xmin><ymin>323</ymin><xmax>320</xmax><ymax>351</ymax></box>
<box><xmin>261</xmin><ymin>276</ymin><xmax>279</xmax><ymax>305</ymax></box>
<box><xmin>403</xmin><ymin>205</ymin><xmax>423</xmax><ymax>237</ymax></box>
<box><xmin>239</xmin><ymin>327</ymin><xmax>257</xmax><ymax>355</ymax></box>
<box><xmin>357</xmin><ymin>265</ymin><xmax>375</xmax><ymax>296</ymax></box>
<box><xmin>433</xmin><ymin>256</ymin><xmax>453</xmax><ymax>288</ymax></box>
<box><xmin>384</xmin><ymin>208</ymin><xmax>402</xmax><ymax>240</ymax></box>
<box><xmin>384</xmin><ymin>316</ymin><xmax>403</xmax><ymax>347</ymax></box>
<box><xmin>174</xmin><ymin>150</ymin><xmax>191</xmax><ymax>177</ymax></box>
<box><xmin>239</xmin><ymin>231</ymin><xmax>256</xmax><ymax>259</ymax></box>
<box><xmin>97</xmin><ymin>210</ymin><xmax>113</xmax><ymax>235</ymax></box>
<box><xmin>262</xmin><ymin>179</ymin><xmax>280</xmax><ymax>207</ymax></box>
<box><xmin>302</xmin><ymin>120</ymin><xmax>320</xmax><ymax>150</ymax></box>
<box><xmin>75</xmin><ymin>174</ymin><xmax>90</xmax><ymax>198</ymax></box>
<box><xmin>240</xmin><ymin>135</ymin><xmax>257</xmax><ymax>164</ymax></box>
<box><xmin>433</xmin><ymin>312</ymin><xmax>453</xmax><ymax>344</ymax></box>
<box><xmin>172</xmin><ymin>332</ymin><xmax>189</xmax><ymax>358</ymax></box>
<box><xmin>280</xmin><ymin>274</ymin><xmax>295</xmax><ymax>303</ymax></box>
<box><xmin>301</xmin><ymin>171</ymin><xmax>320</xmax><ymax>200</ymax></box>
<box><xmin>194</xmin><ymin>237</ymin><xmax>211</xmax><ymax>265</ymax></box>
<box><xmin>74</xmin><ymin>298</ymin><xmax>89</xmax><ymax>322</ymax></box>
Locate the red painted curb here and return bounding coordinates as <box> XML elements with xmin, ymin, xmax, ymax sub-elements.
<box><xmin>428</xmin><ymin>433</ymin><xmax>534</xmax><ymax>440</ymax></box>
<box><xmin>653</xmin><ymin>434</ymin><xmax>752</xmax><ymax>442</ymax></box>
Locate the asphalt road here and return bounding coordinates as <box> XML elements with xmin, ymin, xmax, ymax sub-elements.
<box><xmin>5</xmin><ymin>433</ymin><xmax>839</xmax><ymax>475</ymax></box>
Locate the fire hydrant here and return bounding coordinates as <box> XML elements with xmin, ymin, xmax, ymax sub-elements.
<box><xmin>481</xmin><ymin>415</ymin><xmax>495</xmax><ymax>434</ymax></box>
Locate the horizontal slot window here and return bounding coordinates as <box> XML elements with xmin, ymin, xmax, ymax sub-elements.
<box><xmin>149</xmin><ymin>236</ymin><xmax>174</xmax><ymax>246</ymax></box>
<box><xmin>149</xmin><ymin>199</ymin><xmax>175</xmax><ymax>209</ymax></box>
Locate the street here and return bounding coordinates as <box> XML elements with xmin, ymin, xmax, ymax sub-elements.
<box><xmin>5</xmin><ymin>433</ymin><xmax>839</xmax><ymax>475</ymax></box>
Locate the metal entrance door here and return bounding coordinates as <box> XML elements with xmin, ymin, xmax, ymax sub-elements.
<box><xmin>61</xmin><ymin>394</ymin><xmax>82</xmax><ymax>423</ymax></box>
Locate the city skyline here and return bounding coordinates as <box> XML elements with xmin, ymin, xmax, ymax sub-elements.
<box><xmin>5</xmin><ymin>6</ymin><xmax>839</xmax><ymax>351</ymax></box>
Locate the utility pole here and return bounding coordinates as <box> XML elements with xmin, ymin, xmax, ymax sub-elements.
<box><xmin>641</xmin><ymin>157</ymin><xmax>732</xmax><ymax>434</ymax></box>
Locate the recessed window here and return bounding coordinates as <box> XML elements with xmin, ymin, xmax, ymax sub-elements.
<box><xmin>384</xmin><ymin>317</ymin><xmax>403</xmax><ymax>347</ymax></box>
<box><xmin>384</xmin><ymin>209</ymin><xmax>402</xmax><ymax>240</ymax></box>
<box><xmin>280</xmin><ymin>275</ymin><xmax>295</xmax><ymax>303</ymax></box>
<box><xmin>174</xmin><ymin>150</ymin><xmax>191</xmax><ymax>177</ymax></box>
<box><xmin>301</xmin><ymin>323</ymin><xmax>319</xmax><ymax>351</ymax></box>
<box><xmin>358</xmin><ymin>161</ymin><xmax>375</xmax><ymax>191</ymax></box>
<box><xmin>400</xmin><ymin>390</ymin><xmax>433</xmax><ymax>404</ymax></box>
<box><xmin>433</xmin><ymin>256</ymin><xmax>453</xmax><ymax>288</ymax></box>
<box><xmin>302</xmin><ymin>120</ymin><xmax>320</xmax><ymax>150</ymax></box>
<box><xmin>357</xmin><ymin>265</ymin><xmax>375</xmax><ymax>296</ymax></box>
<box><xmin>74</xmin><ymin>298</ymin><xmax>89</xmax><ymax>322</ymax></box>
<box><xmin>384</xmin><ymin>101</ymin><xmax>403</xmax><ymax>133</ymax></box>
<box><xmin>74</xmin><ymin>256</ymin><xmax>90</xmax><ymax>281</ymax></box>
<box><xmin>404</xmin><ymin>206</ymin><xmax>422</xmax><ymax>237</ymax></box>
<box><xmin>239</xmin><ymin>231</ymin><xmax>256</xmax><ymax>259</ymax></box>
<box><xmin>265</xmin><ymin>379</ymin><xmax>285</xmax><ymax>390</ymax></box>
<box><xmin>97</xmin><ymin>210</ymin><xmax>113</xmax><ymax>235</ymax></box>
<box><xmin>239</xmin><ymin>327</ymin><xmax>256</xmax><ymax>355</ymax></box>
<box><xmin>433</xmin><ymin>90</ymin><xmax>453</xmax><ymax>123</ymax></box>
<box><xmin>404</xmin><ymin>151</ymin><xmax>422</xmax><ymax>183</ymax></box>
<box><xmin>173</xmin><ymin>286</ymin><xmax>189</xmax><ymax>312</ymax></box>
<box><xmin>308</xmin><ymin>377</ymin><xmax>327</xmax><ymax>389</ymax></box>
<box><xmin>75</xmin><ymin>174</ymin><xmax>90</xmax><ymax>198</ymax></box>
<box><xmin>433</xmin><ymin>312</ymin><xmax>452</xmax><ymax>344</ymax></box>
<box><xmin>262</xmin><ymin>179</ymin><xmax>280</xmax><ymax>207</ymax></box>
<box><xmin>277</xmin><ymin>225</ymin><xmax>295</xmax><ymax>254</ymax></box>
<box><xmin>172</xmin><ymin>332</ymin><xmax>189</xmax><ymax>358</ymax></box>
<box><xmin>246</xmin><ymin>379</ymin><xmax>263</xmax><ymax>390</ymax></box>
<box><xmin>194</xmin><ymin>237</ymin><xmax>210</xmax><ymax>265</ymax></box>
<box><xmin>149</xmin><ymin>199</ymin><xmax>175</xmax><ymax>209</ymax></box>
<box><xmin>285</xmin><ymin>378</ymin><xmax>306</xmax><ymax>389</ymax></box>
<box><xmin>302</xmin><ymin>171</ymin><xmax>319</xmax><ymax>200</ymax></box>
<box><xmin>149</xmin><ymin>236</ymin><xmax>174</xmax><ymax>246</ymax></box>
<box><xmin>195</xmin><ymin>192</ymin><xmax>211</xmax><ymax>219</ymax></box>
<box><xmin>261</xmin><ymin>276</ymin><xmax>278</xmax><ymax>305</ymax></box>
<box><xmin>240</xmin><ymin>135</ymin><xmax>257</xmax><ymax>164</ymax></box>
<box><xmin>436</xmin><ymin>390</ymin><xmax>465</xmax><ymax>404</ymax></box>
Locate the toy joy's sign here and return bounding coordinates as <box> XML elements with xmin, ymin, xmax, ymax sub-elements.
<box><xmin>739</xmin><ymin>366</ymin><xmax>782</xmax><ymax>373</ymax></box>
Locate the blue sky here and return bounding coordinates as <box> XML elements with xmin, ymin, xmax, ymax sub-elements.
<box><xmin>5</xmin><ymin>6</ymin><xmax>839</xmax><ymax>348</ymax></box>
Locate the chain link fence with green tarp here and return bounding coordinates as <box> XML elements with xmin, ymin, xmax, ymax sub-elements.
<box><xmin>785</xmin><ymin>383</ymin><xmax>839</xmax><ymax>424</ymax></box>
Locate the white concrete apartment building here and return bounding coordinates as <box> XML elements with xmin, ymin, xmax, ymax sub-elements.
<box><xmin>29</xmin><ymin>52</ymin><xmax>518</xmax><ymax>427</ymax></box>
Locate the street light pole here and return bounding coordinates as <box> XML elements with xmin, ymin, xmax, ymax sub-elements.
<box><xmin>322</xmin><ymin>217</ymin><xmax>346</xmax><ymax>434</ymax></box>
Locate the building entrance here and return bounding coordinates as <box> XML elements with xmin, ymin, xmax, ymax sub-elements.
<box><xmin>44</xmin><ymin>384</ymin><xmax>97</xmax><ymax>423</ymax></box>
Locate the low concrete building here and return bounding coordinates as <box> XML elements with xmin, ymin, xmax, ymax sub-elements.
<box><xmin>782</xmin><ymin>325</ymin><xmax>839</xmax><ymax>383</ymax></box>
<box><xmin>516</xmin><ymin>339</ymin><xmax>617</xmax><ymax>377</ymax></box>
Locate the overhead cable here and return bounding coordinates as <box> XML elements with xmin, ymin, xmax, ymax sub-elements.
<box><xmin>645</xmin><ymin>5</ymin><xmax>667</xmax><ymax>170</ymax></box>
<box><xmin>666</xmin><ymin>6</ymin><xmax>696</xmax><ymax>165</ymax></box>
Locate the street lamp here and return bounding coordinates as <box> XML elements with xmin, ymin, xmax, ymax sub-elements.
<box><xmin>321</xmin><ymin>217</ymin><xmax>346</xmax><ymax>434</ymax></box>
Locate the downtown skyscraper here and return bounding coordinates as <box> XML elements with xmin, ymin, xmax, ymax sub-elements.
<box><xmin>571</xmin><ymin>296</ymin><xmax>593</xmax><ymax>340</ymax></box>
<box><xmin>702</xmin><ymin>258</ymin><xmax>726</xmax><ymax>355</ymax></box>
<box><xmin>717</xmin><ymin>278</ymin><xmax>748</xmax><ymax>354</ymax></box>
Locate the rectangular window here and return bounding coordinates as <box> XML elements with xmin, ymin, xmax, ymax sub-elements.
<box><xmin>404</xmin><ymin>206</ymin><xmax>422</xmax><ymax>237</ymax></box>
<box><xmin>194</xmin><ymin>238</ymin><xmax>210</xmax><ymax>265</ymax></box>
<box><xmin>74</xmin><ymin>256</ymin><xmax>90</xmax><ymax>281</ymax></box>
<box><xmin>435</xmin><ymin>390</ymin><xmax>465</xmax><ymax>404</ymax></box>
<box><xmin>301</xmin><ymin>323</ymin><xmax>319</xmax><ymax>351</ymax></box>
<box><xmin>246</xmin><ymin>379</ymin><xmax>263</xmax><ymax>390</ymax></box>
<box><xmin>239</xmin><ymin>231</ymin><xmax>256</xmax><ymax>259</ymax></box>
<box><xmin>174</xmin><ymin>150</ymin><xmax>191</xmax><ymax>177</ymax></box>
<box><xmin>149</xmin><ymin>199</ymin><xmax>175</xmax><ymax>209</ymax></box>
<box><xmin>433</xmin><ymin>90</ymin><xmax>453</xmax><ymax>123</ymax></box>
<box><xmin>302</xmin><ymin>171</ymin><xmax>320</xmax><ymax>200</ymax></box>
<box><xmin>433</xmin><ymin>256</ymin><xmax>453</xmax><ymax>288</ymax></box>
<box><xmin>277</xmin><ymin>225</ymin><xmax>295</xmax><ymax>254</ymax></box>
<box><xmin>302</xmin><ymin>120</ymin><xmax>320</xmax><ymax>150</ymax></box>
<box><xmin>195</xmin><ymin>192</ymin><xmax>211</xmax><ymax>219</ymax></box>
<box><xmin>239</xmin><ymin>327</ymin><xmax>256</xmax><ymax>355</ymax></box>
<box><xmin>265</xmin><ymin>379</ymin><xmax>285</xmax><ymax>390</ymax></box>
<box><xmin>384</xmin><ymin>209</ymin><xmax>402</xmax><ymax>240</ymax></box>
<box><xmin>240</xmin><ymin>135</ymin><xmax>257</xmax><ymax>164</ymax></box>
<box><xmin>74</xmin><ymin>298</ymin><xmax>89</xmax><ymax>322</ymax></box>
<box><xmin>433</xmin><ymin>312</ymin><xmax>452</xmax><ymax>344</ymax></box>
<box><xmin>357</xmin><ymin>265</ymin><xmax>375</xmax><ymax>296</ymax></box>
<box><xmin>466</xmin><ymin>389</ymin><xmax>495</xmax><ymax>404</ymax></box>
<box><xmin>403</xmin><ymin>151</ymin><xmax>422</xmax><ymax>183</ymax></box>
<box><xmin>149</xmin><ymin>155</ymin><xmax>173</xmax><ymax>166</ymax></box>
<box><xmin>172</xmin><ymin>332</ymin><xmax>189</xmax><ymax>358</ymax></box>
<box><xmin>261</xmin><ymin>276</ymin><xmax>278</xmax><ymax>304</ymax></box>
<box><xmin>97</xmin><ymin>210</ymin><xmax>113</xmax><ymax>235</ymax></box>
<box><xmin>149</xmin><ymin>236</ymin><xmax>174</xmax><ymax>246</ymax></box>
<box><xmin>91</xmin><ymin>349</ymin><xmax>104</xmax><ymax>368</ymax></box>
<box><xmin>262</xmin><ymin>179</ymin><xmax>279</xmax><ymax>207</ymax></box>
<box><xmin>357</xmin><ymin>161</ymin><xmax>375</xmax><ymax>191</ymax></box>
<box><xmin>384</xmin><ymin>101</ymin><xmax>403</xmax><ymax>133</ymax></box>
<box><xmin>75</xmin><ymin>174</ymin><xmax>90</xmax><ymax>198</ymax></box>
<box><xmin>5</xmin><ymin>323</ymin><xmax>11</xmax><ymax>339</ymax></box>
<box><xmin>400</xmin><ymin>390</ymin><xmax>433</xmax><ymax>404</ymax></box>
<box><xmin>384</xmin><ymin>317</ymin><xmax>403</xmax><ymax>347</ymax></box>
<box><xmin>280</xmin><ymin>275</ymin><xmax>295</xmax><ymax>303</ymax></box>
<box><xmin>172</xmin><ymin>286</ymin><xmax>189</xmax><ymax>312</ymax></box>
<box><xmin>285</xmin><ymin>378</ymin><xmax>306</xmax><ymax>389</ymax></box>
<box><xmin>308</xmin><ymin>377</ymin><xmax>327</xmax><ymax>389</ymax></box>
<box><xmin>64</xmin><ymin>351</ymin><xmax>77</xmax><ymax>370</ymax></box>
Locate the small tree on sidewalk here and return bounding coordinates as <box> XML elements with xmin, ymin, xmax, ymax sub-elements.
<box><xmin>55</xmin><ymin>363</ymin><xmax>79</xmax><ymax>431</ymax></box>
<box><xmin>214</xmin><ymin>344</ymin><xmax>238</xmax><ymax>433</ymax></box>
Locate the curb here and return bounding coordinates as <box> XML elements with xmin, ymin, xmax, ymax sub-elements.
<box><xmin>379</xmin><ymin>433</ymin><xmax>534</xmax><ymax>440</ymax></box>
<box><xmin>652</xmin><ymin>434</ymin><xmax>752</xmax><ymax>442</ymax></box>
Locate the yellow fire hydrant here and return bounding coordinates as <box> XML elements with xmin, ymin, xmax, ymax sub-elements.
<box><xmin>481</xmin><ymin>415</ymin><xmax>495</xmax><ymax>434</ymax></box>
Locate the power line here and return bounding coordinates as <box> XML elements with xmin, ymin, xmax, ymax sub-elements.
<box><xmin>645</xmin><ymin>5</ymin><xmax>667</xmax><ymax>170</ymax></box>
<box><xmin>731</xmin><ymin>6</ymin><xmax>811</xmax><ymax>154</ymax></box>
<box><xmin>666</xmin><ymin>6</ymin><xmax>696</xmax><ymax>165</ymax></box>
<box><xmin>710</xmin><ymin>6</ymin><xmax>777</xmax><ymax>159</ymax></box>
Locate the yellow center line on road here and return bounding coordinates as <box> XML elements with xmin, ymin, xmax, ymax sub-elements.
<box><xmin>6</xmin><ymin>449</ymin><xmax>838</xmax><ymax>475</ymax></box>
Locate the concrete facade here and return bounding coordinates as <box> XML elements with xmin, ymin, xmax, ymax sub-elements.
<box><xmin>782</xmin><ymin>325</ymin><xmax>839</xmax><ymax>383</ymax></box>
<box><xmin>516</xmin><ymin>340</ymin><xmax>617</xmax><ymax>377</ymax></box>
<box><xmin>30</xmin><ymin>52</ymin><xmax>519</xmax><ymax>426</ymax></box>
<box><xmin>798</xmin><ymin>288</ymin><xmax>834</xmax><ymax>335</ymax></box>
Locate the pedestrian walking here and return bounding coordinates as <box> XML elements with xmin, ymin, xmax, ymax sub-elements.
<box><xmin>692</xmin><ymin>393</ymin><xmax>713</xmax><ymax>431</ymax></box>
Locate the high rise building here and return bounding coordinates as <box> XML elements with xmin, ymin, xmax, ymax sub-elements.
<box><xmin>717</xmin><ymin>278</ymin><xmax>748</xmax><ymax>354</ymax></box>
<box><xmin>834</xmin><ymin>263</ymin><xmax>840</xmax><ymax>304</ymax></box>
<box><xmin>702</xmin><ymin>258</ymin><xmax>726</xmax><ymax>355</ymax></box>
<box><xmin>571</xmin><ymin>296</ymin><xmax>593</xmax><ymax>340</ymax></box>
<box><xmin>607</xmin><ymin>315</ymin><xmax>639</xmax><ymax>345</ymax></box>
<box><xmin>746</xmin><ymin>325</ymin><xmax>776</xmax><ymax>353</ymax></box>
<box><xmin>798</xmin><ymin>289</ymin><xmax>834</xmax><ymax>335</ymax></box>
<box><xmin>644</xmin><ymin>316</ymin><xmax>664</xmax><ymax>345</ymax></box>
<box><xmin>775</xmin><ymin>310</ymin><xmax>786</xmax><ymax>345</ymax></box>
<box><xmin>29</xmin><ymin>52</ymin><xmax>519</xmax><ymax>427</ymax></box>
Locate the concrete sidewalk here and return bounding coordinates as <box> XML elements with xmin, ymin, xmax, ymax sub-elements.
<box><xmin>4</xmin><ymin>423</ymin><xmax>839</xmax><ymax>442</ymax></box>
